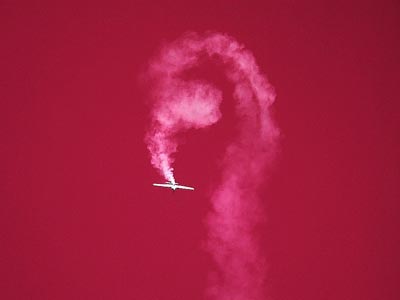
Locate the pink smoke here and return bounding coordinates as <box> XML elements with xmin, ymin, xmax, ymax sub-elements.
<box><xmin>145</xmin><ymin>32</ymin><xmax>279</xmax><ymax>300</ymax></box>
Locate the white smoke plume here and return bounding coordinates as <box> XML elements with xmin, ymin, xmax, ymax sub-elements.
<box><xmin>145</xmin><ymin>32</ymin><xmax>279</xmax><ymax>300</ymax></box>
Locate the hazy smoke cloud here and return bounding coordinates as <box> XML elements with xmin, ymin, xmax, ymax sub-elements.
<box><xmin>145</xmin><ymin>32</ymin><xmax>278</xmax><ymax>300</ymax></box>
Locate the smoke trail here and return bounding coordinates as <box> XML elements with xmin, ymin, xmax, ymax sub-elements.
<box><xmin>145</xmin><ymin>32</ymin><xmax>278</xmax><ymax>300</ymax></box>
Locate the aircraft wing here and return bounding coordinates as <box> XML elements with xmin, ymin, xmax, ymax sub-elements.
<box><xmin>175</xmin><ymin>185</ymin><xmax>195</xmax><ymax>190</ymax></box>
<box><xmin>153</xmin><ymin>183</ymin><xmax>173</xmax><ymax>188</ymax></box>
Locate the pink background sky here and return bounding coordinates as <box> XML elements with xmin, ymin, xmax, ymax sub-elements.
<box><xmin>2</xmin><ymin>1</ymin><xmax>399</xmax><ymax>299</ymax></box>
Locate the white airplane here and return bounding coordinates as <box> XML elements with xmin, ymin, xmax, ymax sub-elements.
<box><xmin>153</xmin><ymin>180</ymin><xmax>194</xmax><ymax>191</ymax></box>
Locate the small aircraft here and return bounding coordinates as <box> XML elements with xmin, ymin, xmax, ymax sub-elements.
<box><xmin>153</xmin><ymin>180</ymin><xmax>194</xmax><ymax>191</ymax></box>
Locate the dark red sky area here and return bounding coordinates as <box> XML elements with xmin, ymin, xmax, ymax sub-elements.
<box><xmin>1</xmin><ymin>1</ymin><xmax>399</xmax><ymax>299</ymax></box>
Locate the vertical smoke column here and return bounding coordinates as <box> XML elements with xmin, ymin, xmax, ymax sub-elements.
<box><xmin>145</xmin><ymin>32</ymin><xmax>279</xmax><ymax>300</ymax></box>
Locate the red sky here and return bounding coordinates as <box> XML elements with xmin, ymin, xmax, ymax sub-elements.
<box><xmin>1</xmin><ymin>1</ymin><xmax>399</xmax><ymax>300</ymax></box>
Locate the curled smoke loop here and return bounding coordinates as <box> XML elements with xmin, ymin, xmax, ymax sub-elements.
<box><xmin>145</xmin><ymin>32</ymin><xmax>279</xmax><ymax>300</ymax></box>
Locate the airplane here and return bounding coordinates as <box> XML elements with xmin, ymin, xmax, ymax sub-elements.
<box><xmin>153</xmin><ymin>180</ymin><xmax>194</xmax><ymax>191</ymax></box>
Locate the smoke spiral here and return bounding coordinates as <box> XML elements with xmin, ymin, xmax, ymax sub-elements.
<box><xmin>145</xmin><ymin>32</ymin><xmax>279</xmax><ymax>300</ymax></box>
